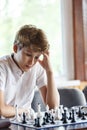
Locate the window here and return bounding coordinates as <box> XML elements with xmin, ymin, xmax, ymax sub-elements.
<box><xmin>0</xmin><ymin>0</ymin><xmax>74</xmax><ymax>81</ymax></box>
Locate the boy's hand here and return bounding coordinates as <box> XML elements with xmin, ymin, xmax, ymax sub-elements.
<box><xmin>38</xmin><ymin>51</ymin><xmax>52</xmax><ymax>72</ymax></box>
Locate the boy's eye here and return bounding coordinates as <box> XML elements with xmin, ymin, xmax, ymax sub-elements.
<box><xmin>25</xmin><ymin>53</ymin><xmax>32</xmax><ymax>56</ymax></box>
<box><xmin>35</xmin><ymin>56</ymin><xmax>39</xmax><ymax>60</ymax></box>
<box><xmin>25</xmin><ymin>53</ymin><xmax>39</xmax><ymax>59</ymax></box>
<box><xmin>28</xmin><ymin>54</ymin><xmax>32</xmax><ymax>56</ymax></box>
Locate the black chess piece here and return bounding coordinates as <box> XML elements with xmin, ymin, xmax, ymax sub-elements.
<box><xmin>22</xmin><ymin>112</ymin><xmax>26</xmax><ymax>124</ymax></box>
<box><xmin>68</xmin><ymin>112</ymin><xmax>72</xmax><ymax>120</ymax></box>
<box><xmin>48</xmin><ymin>113</ymin><xmax>51</xmax><ymax>121</ymax></box>
<box><xmin>45</xmin><ymin>112</ymin><xmax>50</xmax><ymax>123</ymax></box>
<box><xmin>51</xmin><ymin>116</ymin><xmax>55</xmax><ymax>124</ymax></box>
<box><xmin>33</xmin><ymin>118</ymin><xmax>37</xmax><ymax>126</ymax></box>
<box><xmin>61</xmin><ymin>113</ymin><xmax>64</xmax><ymax>121</ymax></box>
<box><xmin>42</xmin><ymin>117</ymin><xmax>46</xmax><ymax>125</ymax></box>
<box><xmin>36</xmin><ymin>117</ymin><xmax>41</xmax><ymax>127</ymax></box>
<box><xmin>71</xmin><ymin>109</ymin><xmax>76</xmax><ymax>123</ymax></box>
<box><xmin>62</xmin><ymin>109</ymin><xmax>68</xmax><ymax>123</ymax></box>
<box><xmin>81</xmin><ymin>112</ymin><xmax>86</xmax><ymax>120</ymax></box>
<box><xmin>78</xmin><ymin>107</ymin><xmax>82</xmax><ymax>117</ymax></box>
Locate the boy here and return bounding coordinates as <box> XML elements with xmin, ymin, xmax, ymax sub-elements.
<box><xmin>0</xmin><ymin>24</ymin><xmax>60</xmax><ymax>118</ymax></box>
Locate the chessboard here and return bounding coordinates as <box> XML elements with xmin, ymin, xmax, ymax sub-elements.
<box><xmin>10</xmin><ymin>104</ymin><xmax>87</xmax><ymax>130</ymax></box>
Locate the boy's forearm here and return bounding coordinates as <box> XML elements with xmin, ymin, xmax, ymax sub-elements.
<box><xmin>0</xmin><ymin>104</ymin><xmax>27</xmax><ymax>118</ymax></box>
<box><xmin>46</xmin><ymin>71</ymin><xmax>60</xmax><ymax>109</ymax></box>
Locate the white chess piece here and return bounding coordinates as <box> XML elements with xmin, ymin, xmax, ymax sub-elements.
<box><xmin>54</xmin><ymin>107</ymin><xmax>62</xmax><ymax>120</ymax></box>
<box><xmin>36</xmin><ymin>103</ymin><xmax>44</xmax><ymax>125</ymax></box>
<box><xmin>15</xmin><ymin>105</ymin><xmax>20</xmax><ymax>122</ymax></box>
<box><xmin>59</xmin><ymin>105</ymin><xmax>64</xmax><ymax>114</ymax></box>
<box><xmin>46</xmin><ymin>104</ymin><xmax>49</xmax><ymax>112</ymax></box>
<box><xmin>29</xmin><ymin>108</ymin><xmax>36</xmax><ymax>120</ymax></box>
<box><xmin>37</xmin><ymin>103</ymin><xmax>42</xmax><ymax>118</ymax></box>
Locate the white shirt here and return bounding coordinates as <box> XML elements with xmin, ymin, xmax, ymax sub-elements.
<box><xmin>0</xmin><ymin>54</ymin><xmax>47</xmax><ymax>108</ymax></box>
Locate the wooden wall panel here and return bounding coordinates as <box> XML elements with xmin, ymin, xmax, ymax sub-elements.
<box><xmin>83</xmin><ymin>0</ymin><xmax>87</xmax><ymax>80</ymax></box>
<box><xmin>73</xmin><ymin>0</ymin><xmax>85</xmax><ymax>80</ymax></box>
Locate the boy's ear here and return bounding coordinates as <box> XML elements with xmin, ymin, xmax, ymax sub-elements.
<box><xmin>13</xmin><ymin>44</ymin><xmax>18</xmax><ymax>53</ymax></box>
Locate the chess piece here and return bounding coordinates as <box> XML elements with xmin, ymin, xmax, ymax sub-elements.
<box><xmin>15</xmin><ymin>104</ymin><xmax>21</xmax><ymax>122</ymax></box>
<box><xmin>37</xmin><ymin>103</ymin><xmax>42</xmax><ymax>118</ymax></box>
<box><xmin>36</xmin><ymin>117</ymin><xmax>41</xmax><ymax>127</ymax></box>
<box><xmin>59</xmin><ymin>105</ymin><xmax>64</xmax><ymax>114</ymax></box>
<box><xmin>81</xmin><ymin>112</ymin><xmax>86</xmax><ymax>120</ymax></box>
<box><xmin>42</xmin><ymin>117</ymin><xmax>46</xmax><ymax>125</ymax></box>
<box><xmin>78</xmin><ymin>107</ymin><xmax>82</xmax><ymax>118</ymax></box>
<box><xmin>62</xmin><ymin>109</ymin><xmax>68</xmax><ymax>123</ymax></box>
<box><xmin>45</xmin><ymin>112</ymin><xmax>50</xmax><ymax>123</ymax></box>
<box><xmin>15</xmin><ymin>105</ymin><xmax>18</xmax><ymax>120</ymax></box>
<box><xmin>29</xmin><ymin>108</ymin><xmax>36</xmax><ymax>120</ymax></box>
<box><xmin>34</xmin><ymin>118</ymin><xmax>37</xmax><ymax>126</ymax></box>
<box><xmin>54</xmin><ymin>107</ymin><xmax>59</xmax><ymax>120</ymax></box>
<box><xmin>51</xmin><ymin>116</ymin><xmax>55</xmax><ymax>124</ymax></box>
<box><xmin>22</xmin><ymin>112</ymin><xmax>26</xmax><ymax>124</ymax></box>
<box><xmin>68</xmin><ymin>112</ymin><xmax>72</xmax><ymax>120</ymax></box>
<box><xmin>46</xmin><ymin>104</ymin><xmax>49</xmax><ymax>112</ymax></box>
<box><xmin>37</xmin><ymin>103</ymin><xmax>41</xmax><ymax>112</ymax></box>
<box><xmin>71</xmin><ymin>109</ymin><xmax>76</xmax><ymax>123</ymax></box>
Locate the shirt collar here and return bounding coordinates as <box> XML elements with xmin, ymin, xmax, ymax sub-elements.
<box><xmin>10</xmin><ymin>53</ymin><xmax>24</xmax><ymax>76</ymax></box>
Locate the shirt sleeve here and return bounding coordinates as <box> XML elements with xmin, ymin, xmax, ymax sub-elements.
<box><xmin>0</xmin><ymin>64</ymin><xmax>6</xmax><ymax>91</ymax></box>
<box><xmin>36</xmin><ymin>63</ymin><xmax>47</xmax><ymax>89</ymax></box>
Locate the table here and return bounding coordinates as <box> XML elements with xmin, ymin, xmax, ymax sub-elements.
<box><xmin>2</xmin><ymin>106</ymin><xmax>87</xmax><ymax>130</ymax></box>
<box><xmin>7</xmin><ymin>122</ymin><xmax>87</xmax><ymax>130</ymax></box>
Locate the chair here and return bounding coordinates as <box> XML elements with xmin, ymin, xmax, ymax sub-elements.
<box><xmin>31</xmin><ymin>88</ymin><xmax>86</xmax><ymax>111</ymax></box>
<box><xmin>82</xmin><ymin>86</ymin><xmax>87</xmax><ymax>101</ymax></box>
<box><xmin>58</xmin><ymin>88</ymin><xmax>86</xmax><ymax>108</ymax></box>
<box><xmin>31</xmin><ymin>90</ymin><xmax>46</xmax><ymax>112</ymax></box>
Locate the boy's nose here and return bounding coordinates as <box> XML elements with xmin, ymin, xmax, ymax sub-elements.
<box><xmin>29</xmin><ymin>58</ymin><xmax>35</xmax><ymax>65</ymax></box>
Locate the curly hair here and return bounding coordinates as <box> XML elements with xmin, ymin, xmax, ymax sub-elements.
<box><xmin>14</xmin><ymin>25</ymin><xmax>50</xmax><ymax>52</ymax></box>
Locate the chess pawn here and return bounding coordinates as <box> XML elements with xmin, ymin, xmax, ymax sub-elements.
<box><xmin>51</xmin><ymin>116</ymin><xmax>55</xmax><ymax>124</ymax></box>
<box><xmin>15</xmin><ymin>105</ymin><xmax>18</xmax><ymax>120</ymax></box>
<box><xmin>78</xmin><ymin>107</ymin><xmax>82</xmax><ymax>117</ymax></box>
<box><xmin>64</xmin><ymin>107</ymin><xmax>69</xmax><ymax>119</ymax></box>
<box><xmin>81</xmin><ymin>112</ymin><xmax>86</xmax><ymax>120</ymax></box>
<box><xmin>71</xmin><ymin>109</ymin><xmax>76</xmax><ymax>123</ymax></box>
<box><xmin>22</xmin><ymin>112</ymin><xmax>26</xmax><ymax>124</ymax></box>
<box><xmin>15</xmin><ymin>105</ymin><xmax>21</xmax><ymax>122</ymax></box>
<box><xmin>59</xmin><ymin>105</ymin><xmax>64</xmax><ymax>114</ymax></box>
<box><xmin>62</xmin><ymin>109</ymin><xmax>68</xmax><ymax>123</ymax></box>
<box><xmin>46</xmin><ymin>104</ymin><xmax>49</xmax><ymax>112</ymax></box>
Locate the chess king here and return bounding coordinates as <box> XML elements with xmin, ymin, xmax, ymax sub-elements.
<box><xmin>0</xmin><ymin>24</ymin><xmax>60</xmax><ymax>118</ymax></box>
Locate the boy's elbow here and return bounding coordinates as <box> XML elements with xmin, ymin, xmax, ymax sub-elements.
<box><xmin>0</xmin><ymin>106</ymin><xmax>8</xmax><ymax>118</ymax></box>
<box><xmin>0</xmin><ymin>107</ymin><xmax>5</xmax><ymax>117</ymax></box>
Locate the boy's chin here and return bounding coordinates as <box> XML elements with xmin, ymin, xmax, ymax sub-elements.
<box><xmin>23</xmin><ymin>68</ymin><xmax>31</xmax><ymax>72</ymax></box>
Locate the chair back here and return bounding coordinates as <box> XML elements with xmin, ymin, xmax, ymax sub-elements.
<box><xmin>59</xmin><ymin>88</ymin><xmax>86</xmax><ymax>108</ymax></box>
<box><xmin>31</xmin><ymin>88</ymin><xmax>86</xmax><ymax>111</ymax></box>
<box><xmin>31</xmin><ymin>90</ymin><xmax>46</xmax><ymax>112</ymax></box>
<box><xmin>83</xmin><ymin>86</ymin><xmax>87</xmax><ymax>101</ymax></box>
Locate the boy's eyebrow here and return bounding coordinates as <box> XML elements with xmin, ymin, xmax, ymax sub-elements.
<box><xmin>24</xmin><ymin>50</ymin><xmax>42</xmax><ymax>56</ymax></box>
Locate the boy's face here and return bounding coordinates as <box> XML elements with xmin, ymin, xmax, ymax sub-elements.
<box><xmin>14</xmin><ymin>46</ymin><xmax>42</xmax><ymax>72</ymax></box>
